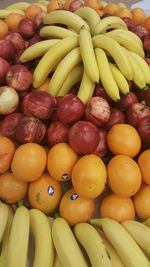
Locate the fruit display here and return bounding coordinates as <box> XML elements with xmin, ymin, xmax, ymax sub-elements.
<box><xmin>0</xmin><ymin>0</ymin><xmax>150</xmax><ymax>266</ymax></box>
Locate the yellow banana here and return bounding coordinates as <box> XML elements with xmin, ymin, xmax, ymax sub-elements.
<box><xmin>0</xmin><ymin>206</ymin><xmax>14</xmax><ymax>267</ymax></box>
<box><xmin>92</xmin><ymin>34</ymin><xmax>133</xmax><ymax>80</ymax></box>
<box><xmin>43</xmin><ymin>10</ymin><xmax>90</xmax><ymax>33</ymax></box>
<box><xmin>37</xmin><ymin>0</ymin><xmax>49</xmax><ymax>6</ymax></box>
<box><xmin>143</xmin><ymin>218</ymin><xmax>150</xmax><ymax>227</ymax></box>
<box><xmin>0</xmin><ymin>202</ymin><xmax>9</xmax><ymax>243</ymax></box>
<box><xmin>29</xmin><ymin>209</ymin><xmax>55</xmax><ymax>267</ymax></box>
<box><xmin>79</xmin><ymin>26</ymin><xmax>99</xmax><ymax>83</ymax></box>
<box><xmin>74</xmin><ymin>222</ymin><xmax>112</xmax><ymax>267</ymax></box>
<box><xmin>122</xmin><ymin>220</ymin><xmax>150</xmax><ymax>257</ymax></box>
<box><xmin>90</xmin><ymin>218</ymin><xmax>150</xmax><ymax>267</ymax></box>
<box><xmin>75</xmin><ymin>6</ymin><xmax>101</xmax><ymax>33</ymax></box>
<box><xmin>35</xmin><ymin>3</ymin><xmax>47</xmax><ymax>12</ymax></box>
<box><xmin>118</xmin><ymin>2</ymin><xmax>127</xmax><ymax>8</ymax></box>
<box><xmin>130</xmin><ymin>51</ymin><xmax>150</xmax><ymax>85</ymax></box>
<box><xmin>40</xmin><ymin>26</ymin><xmax>78</xmax><ymax>39</ymax></box>
<box><xmin>0</xmin><ymin>9</ymin><xmax>25</xmax><ymax>18</ymax></box>
<box><xmin>77</xmin><ymin>69</ymin><xmax>95</xmax><ymax>103</ymax></box>
<box><xmin>52</xmin><ymin>217</ymin><xmax>88</xmax><ymax>267</ymax></box>
<box><xmin>109</xmin><ymin>62</ymin><xmax>130</xmax><ymax>95</ymax></box>
<box><xmin>20</xmin><ymin>39</ymin><xmax>59</xmax><ymax>62</ymax></box>
<box><xmin>33</xmin><ymin>35</ymin><xmax>79</xmax><ymax>88</ymax></box>
<box><xmin>53</xmin><ymin>254</ymin><xmax>63</xmax><ymax>267</ymax></box>
<box><xmin>6</xmin><ymin>206</ymin><xmax>30</xmax><ymax>267</ymax></box>
<box><xmin>48</xmin><ymin>47</ymin><xmax>82</xmax><ymax>96</ymax></box>
<box><xmin>5</xmin><ymin>2</ymin><xmax>30</xmax><ymax>10</ymax></box>
<box><xmin>57</xmin><ymin>65</ymin><xmax>83</xmax><ymax>96</ymax></box>
<box><xmin>93</xmin><ymin>16</ymin><xmax>127</xmax><ymax>35</ymax></box>
<box><xmin>100</xmin><ymin>1</ymin><xmax>108</xmax><ymax>8</ymax></box>
<box><xmin>106</xmin><ymin>31</ymin><xmax>145</xmax><ymax>58</ymax></box>
<box><xmin>95</xmin><ymin>48</ymin><xmax>120</xmax><ymax>101</ymax></box>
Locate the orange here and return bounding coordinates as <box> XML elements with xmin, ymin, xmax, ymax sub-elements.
<box><xmin>72</xmin><ymin>154</ymin><xmax>107</xmax><ymax>199</ymax></box>
<box><xmin>84</xmin><ymin>0</ymin><xmax>101</xmax><ymax>10</ymax></box>
<box><xmin>47</xmin><ymin>143</ymin><xmax>78</xmax><ymax>182</ymax></box>
<box><xmin>47</xmin><ymin>0</ymin><xmax>63</xmax><ymax>12</ymax></box>
<box><xmin>114</xmin><ymin>7</ymin><xmax>132</xmax><ymax>19</ymax></box>
<box><xmin>59</xmin><ymin>188</ymin><xmax>94</xmax><ymax>226</ymax></box>
<box><xmin>11</xmin><ymin>143</ymin><xmax>47</xmax><ymax>182</ymax></box>
<box><xmin>100</xmin><ymin>193</ymin><xmax>135</xmax><ymax>223</ymax></box>
<box><xmin>143</xmin><ymin>16</ymin><xmax>150</xmax><ymax>32</ymax></box>
<box><xmin>133</xmin><ymin>184</ymin><xmax>150</xmax><ymax>220</ymax></box>
<box><xmin>138</xmin><ymin>150</ymin><xmax>150</xmax><ymax>186</ymax></box>
<box><xmin>0</xmin><ymin>171</ymin><xmax>28</xmax><ymax>204</ymax></box>
<box><xmin>107</xmin><ymin>123</ymin><xmax>141</xmax><ymax>158</ymax></box>
<box><xmin>0</xmin><ymin>136</ymin><xmax>15</xmax><ymax>174</ymax></box>
<box><xmin>36</xmin><ymin>78</ymin><xmax>50</xmax><ymax>91</ymax></box>
<box><xmin>25</xmin><ymin>4</ymin><xmax>42</xmax><ymax>20</ymax></box>
<box><xmin>28</xmin><ymin>172</ymin><xmax>62</xmax><ymax>214</ymax></box>
<box><xmin>5</xmin><ymin>13</ymin><xmax>24</xmax><ymax>31</ymax></box>
<box><xmin>102</xmin><ymin>3</ymin><xmax>120</xmax><ymax>16</ymax></box>
<box><xmin>0</xmin><ymin>20</ymin><xmax>8</xmax><ymax>39</ymax></box>
<box><xmin>107</xmin><ymin>155</ymin><xmax>142</xmax><ymax>197</ymax></box>
<box><xmin>131</xmin><ymin>8</ymin><xmax>145</xmax><ymax>26</ymax></box>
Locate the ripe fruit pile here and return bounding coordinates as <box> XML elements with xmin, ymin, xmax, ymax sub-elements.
<box><xmin>0</xmin><ymin>0</ymin><xmax>150</xmax><ymax>266</ymax></box>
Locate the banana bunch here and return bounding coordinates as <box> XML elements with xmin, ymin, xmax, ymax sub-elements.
<box><xmin>19</xmin><ymin>5</ymin><xmax>150</xmax><ymax>103</ymax></box>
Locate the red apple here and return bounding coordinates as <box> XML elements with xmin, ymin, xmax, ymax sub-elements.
<box><xmin>6</xmin><ymin>32</ymin><xmax>26</xmax><ymax>51</ymax></box>
<box><xmin>69</xmin><ymin>0</ymin><xmax>84</xmax><ymax>11</ymax></box>
<box><xmin>104</xmin><ymin>107</ymin><xmax>126</xmax><ymax>131</ymax></box>
<box><xmin>145</xmin><ymin>57</ymin><xmax>150</xmax><ymax>66</ymax></box>
<box><xmin>0</xmin><ymin>57</ymin><xmax>10</xmax><ymax>85</ymax></box>
<box><xmin>114</xmin><ymin>92</ymin><xmax>138</xmax><ymax>111</ymax></box>
<box><xmin>144</xmin><ymin>88</ymin><xmax>150</xmax><ymax>107</ymax></box>
<box><xmin>126</xmin><ymin>102</ymin><xmax>150</xmax><ymax>128</ymax></box>
<box><xmin>18</xmin><ymin>18</ymin><xmax>36</xmax><ymax>38</ymax></box>
<box><xmin>137</xmin><ymin>115</ymin><xmax>150</xmax><ymax>146</ymax></box>
<box><xmin>93</xmin><ymin>128</ymin><xmax>108</xmax><ymax>158</ymax></box>
<box><xmin>22</xmin><ymin>91</ymin><xmax>56</xmax><ymax>120</ymax></box>
<box><xmin>6</xmin><ymin>64</ymin><xmax>33</xmax><ymax>91</ymax></box>
<box><xmin>130</xmin><ymin>25</ymin><xmax>149</xmax><ymax>40</ymax></box>
<box><xmin>15</xmin><ymin>115</ymin><xmax>46</xmax><ymax>144</ymax></box>
<box><xmin>47</xmin><ymin>121</ymin><xmax>69</xmax><ymax>148</ymax></box>
<box><xmin>29</xmin><ymin>32</ymin><xmax>42</xmax><ymax>46</ymax></box>
<box><xmin>0</xmin><ymin>112</ymin><xmax>23</xmax><ymax>141</ymax></box>
<box><xmin>34</xmin><ymin>11</ymin><xmax>47</xmax><ymax>28</ymax></box>
<box><xmin>122</xmin><ymin>17</ymin><xmax>134</xmax><ymax>29</ymax></box>
<box><xmin>143</xmin><ymin>35</ymin><xmax>150</xmax><ymax>53</ymax></box>
<box><xmin>69</xmin><ymin>120</ymin><xmax>100</xmax><ymax>155</ymax></box>
<box><xmin>85</xmin><ymin>96</ymin><xmax>110</xmax><ymax>127</ymax></box>
<box><xmin>0</xmin><ymin>40</ymin><xmax>15</xmax><ymax>61</ymax></box>
<box><xmin>57</xmin><ymin>94</ymin><xmax>85</xmax><ymax>125</ymax></box>
<box><xmin>94</xmin><ymin>83</ymin><xmax>112</xmax><ymax>104</ymax></box>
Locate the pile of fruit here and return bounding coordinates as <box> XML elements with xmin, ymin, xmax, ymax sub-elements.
<box><xmin>0</xmin><ymin>0</ymin><xmax>150</xmax><ymax>266</ymax></box>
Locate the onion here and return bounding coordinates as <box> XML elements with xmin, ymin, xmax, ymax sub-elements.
<box><xmin>0</xmin><ymin>86</ymin><xmax>19</xmax><ymax>115</ymax></box>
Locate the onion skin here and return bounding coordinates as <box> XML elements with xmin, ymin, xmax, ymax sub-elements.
<box><xmin>0</xmin><ymin>86</ymin><xmax>19</xmax><ymax>115</ymax></box>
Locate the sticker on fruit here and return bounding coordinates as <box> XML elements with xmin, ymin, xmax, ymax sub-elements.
<box><xmin>0</xmin><ymin>0</ymin><xmax>150</xmax><ymax>267</ymax></box>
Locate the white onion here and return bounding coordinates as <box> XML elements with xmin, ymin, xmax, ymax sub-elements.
<box><xmin>0</xmin><ymin>86</ymin><xmax>19</xmax><ymax>115</ymax></box>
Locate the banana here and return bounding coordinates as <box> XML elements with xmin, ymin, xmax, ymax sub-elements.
<box><xmin>96</xmin><ymin>228</ymin><xmax>126</xmax><ymax>267</ymax></box>
<box><xmin>100</xmin><ymin>1</ymin><xmax>108</xmax><ymax>8</ymax></box>
<box><xmin>109</xmin><ymin>62</ymin><xmax>130</xmax><ymax>95</ymax></box>
<box><xmin>0</xmin><ymin>202</ymin><xmax>9</xmax><ymax>243</ymax></box>
<box><xmin>52</xmin><ymin>217</ymin><xmax>88</xmax><ymax>267</ymax></box>
<box><xmin>79</xmin><ymin>26</ymin><xmax>99</xmax><ymax>83</ymax></box>
<box><xmin>40</xmin><ymin>26</ymin><xmax>78</xmax><ymax>39</ymax></box>
<box><xmin>75</xmin><ymin>7</ymin><xmax>101</xmax><ymax>33</ymax></box>
<box><xmin>53</xmin><ymin>254</ymin><xmax>63</xmax><ymax>267</ymax></box>
<box><xmin>93</xmin><ymin>16</ymin><xmax>127</xmax><ymax>35</ymax></box>
<box><xmin>74</xmin><ymin>222</ymin><xmax>112</xmax><ymax>267</ymax></box>
<box><xmin>20</xmin><ymin>39</ymin><xmax>59</xmax><ymax>62</ymax></box>
<box><xmin>6</xmin><ymin>206</ymin><xmax>29</xmax><ymax>267</ymax></box>
<box><xmin>5</xmin><ymin>2</ymin><xmax>30</xmax><ymax>10</ymax></box>
<box><xmin>0</xmin><ymin>206</ymin><xmax>14</xmax><ymax>267</ymax></box>
<box><xmin>37</xmin><ymin>0</ymin><xmax>49</xmax><ymax>6</ymax></box>
<box><xmin>122</xmin><ymin>220</ymin><xmax>150</xmax><ymax>257</ymax></box>
<box><xmin>118</xmin><ymin>2</ymin><xmax>127</xmax><ymax>8</ymax></box>
<box><xmin>35</xmin><ymin>3</ymin><xmax>47</xmax><ymax>12</ymax></box>
<box><xmin>95</xmin><ymin>48</ymin><xmax>120</xmax><ymax>101</ymax></box>
<box><xmin>29</xmin><ymin>209</ymin><xmax>55</xmax><ymax>267</ymax></box>
<box><xmin>106</xmin><ymin>30</ymin><xmax>145</xmax><ymax>58</ymax></box>
<box><xmin>122</xmin><ymin>48</ymin><xmax>147</xmax><ymax>89</ymax></box>
<box><xmin>57</xmin><ymin>65</ymin><xmax>83</xmax><ymax>96</ymax></box>
<box><xmin>48</xmin><ymin>47</ymin><xmax>82</xmax><ymax>96</ymax></box>
<box><xmin>0</xmin><ymin>9</ymin><xmax>25</xmax><ymax>18</ymax></box>
<box><xmin>77</xmin><ymin>69</ymin><xmax>95</xmax><ymax>103</ymax></box>
<box><xmin>105</xmin><ymin>29</ymin><xmax>143</xmax><ymax>47</ymax></box>
<box><xmin>92</xmin><ymin>34</ymin><xmax>133</xmax><ymax>80</ymax></box>
<box><xmin>90</xmin><ymin>218</ymin><xmax>150</xmax><ymax>267</ymax></box>
<box><xmin>143</xmin><ymin>218</ymin><xmax>150</xmax><ymax>227</ymax></box>
<box><xmin>129</xmin><ymin>51</ymin><xmax>150</xmax><ymax>85</ymax></box>
<box><xmin>33</xmin><ymin>35</ymin><xmax>79</xmax><ymax>88</ymax></box>
<box><xmin>43</xmin><ymin>10</ymin><xmax>90</xmax><ymax>33</ymax></box>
